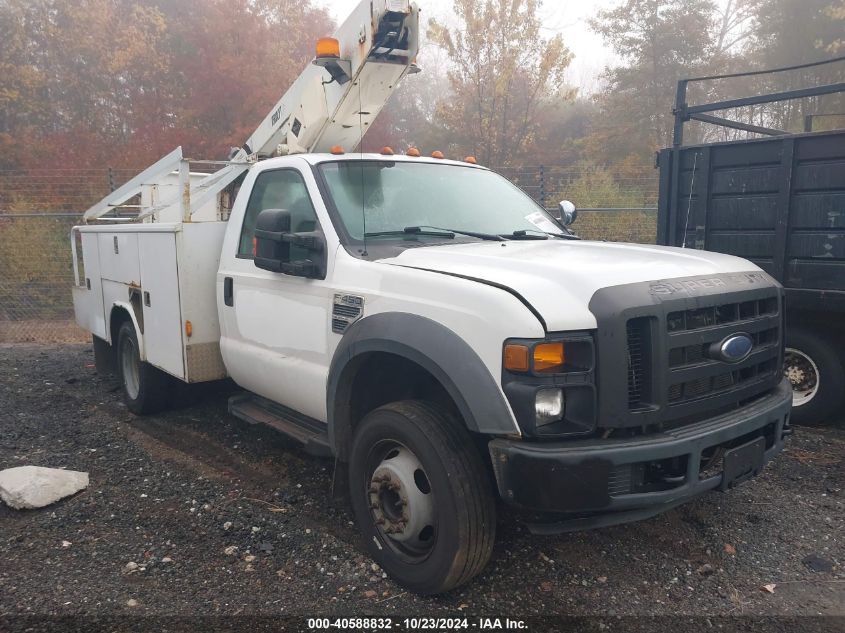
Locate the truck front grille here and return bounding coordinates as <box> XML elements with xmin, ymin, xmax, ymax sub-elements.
<box><xmin>622</xmin><ymin>291</ymin><xmax>781</xmax><ymax>425</ymax></box>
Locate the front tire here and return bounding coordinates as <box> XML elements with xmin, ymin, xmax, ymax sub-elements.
<box><xmin>116</xmin><ymin>321</ymin><xmax>171</xmax><ymax>415</ymax></box>
<box><xmin>348</xmin><ymin>401</ymin><xmax>495</xmax><ymax>595</ymax></box>
<box><xmin>784</xmin><ymin>326</ymin><xmax>845</xmax><ymax>425</ymax></box>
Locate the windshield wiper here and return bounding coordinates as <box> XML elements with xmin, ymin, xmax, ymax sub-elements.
<box><xmin>364</xmin><ymin>228</ymin><xmax>456</xmax><ymax>239</ymax></box>
<box><xmin>409</xmin><ymin>225</ymin><xmax>504</xmax><ymax>241</ymax></box>
<box><xmin>365</xmin><ymin>226</ymin><xmax>504</xmax><ymax>241</ymax></box>
<box><xmin>507</xmin><ymin>229</ymin><xmax>580</xmax><ymax>240</ymax></box>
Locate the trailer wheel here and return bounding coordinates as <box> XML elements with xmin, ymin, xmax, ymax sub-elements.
<box><xmin>117</xmin><ymin>321</ymin><xmax>170</xmax><ymax>415</ymax></box>
<box><xmin>348</xmin><ymin>400</ymin><xmax>495</xmax><ymax>595</ymax></box>
<box><xmin>784</xmin><ymin>327</ymin><xmax>845</xmax><ymax>426</ymax></box>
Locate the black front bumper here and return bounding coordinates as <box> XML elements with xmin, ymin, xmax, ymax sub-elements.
<box><xmin>488</xmin><ymin>379</ymin><xmax>793</xmax><ymax>533</ymax></box>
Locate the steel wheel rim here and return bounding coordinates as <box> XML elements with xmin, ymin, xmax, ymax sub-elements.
<box><xmin>784</xmin><ymin>347</ymin><xmax>819</xmax><ymax>406</ymax></box>
<box><xmin>365</xmin><ymin>441</ymin><xmax>437</xmax><ymax>562</ymax></box>
<box><xmin>121</xmin><ymin>336</ymin><xmax>141</xmax><ymax>400</ymax></box>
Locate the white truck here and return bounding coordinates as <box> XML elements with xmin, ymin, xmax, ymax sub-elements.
<box><xmin>71</xmin><ymin>0</ymin><xmax>793</xmax><ymax>594</ymax></box>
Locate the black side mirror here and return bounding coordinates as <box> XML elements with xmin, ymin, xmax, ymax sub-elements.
<box><xmin>558</xmin><ymin>200</ymin><xmax>578</xmax><ymax>226</ymax></box>
<box><xmin>254</xmin><ymin>208</ymin><xmax>326</xmax><ymax>279</ymax></box>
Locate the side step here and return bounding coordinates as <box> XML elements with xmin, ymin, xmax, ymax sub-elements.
<box><xmin>228</xmin><ymin>393</ymin><xmax>332</xmax><ymax>458</ymax></box>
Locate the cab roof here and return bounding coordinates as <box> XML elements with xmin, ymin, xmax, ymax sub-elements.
<box><xmin>284</xmin><ymin>153</ymin><xmax>489</xmax><ymax>170</ymax></box>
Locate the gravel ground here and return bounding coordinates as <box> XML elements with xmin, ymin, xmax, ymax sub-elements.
<box><xmin>1</xmin><ymin>344</ymin><xmax>843</xmax><ymax>626</ymax></box>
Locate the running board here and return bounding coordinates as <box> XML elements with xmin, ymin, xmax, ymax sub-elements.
<box><xmin>228</xmin><ymin>393</ymin><xmax>332</xmax><ymax>458</ymax></box>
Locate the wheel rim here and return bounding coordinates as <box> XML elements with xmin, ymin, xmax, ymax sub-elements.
<box><xmin>366</xmin><ymin>442</ymin><xmax>436</xmax><ymax>561</ymax></box>
<box><xmin>121</xmin><ymin>335</ymin><xmax>141</xmax><ymax>400</ymax></box>
<box><xmin>784</xmin><ymin>347</ymin><xmax>820</xmax><ymax>407</ymax></box>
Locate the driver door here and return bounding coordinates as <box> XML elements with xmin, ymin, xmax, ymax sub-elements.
<box><xmin>219</xmin><ymin>167</ymin><xmax>333</xmax><ymax>423</ymax></box>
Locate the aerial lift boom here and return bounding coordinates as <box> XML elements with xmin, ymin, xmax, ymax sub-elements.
<box><xmin>82</xmin><ymin>0</ymin><xmax>420</xmax><ymax>224</ymax></box>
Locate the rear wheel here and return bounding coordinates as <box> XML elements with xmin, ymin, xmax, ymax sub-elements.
<box><xmin>116</xmin><ymin>321</ymin><xmax>171</xmax><ymax>415</ymax></box>
<box><xmin>784</xmin><ymin>327</ymin><xmax>845</xmax><ymax>426</ymax></box>
<box><xmin>348</xmin><ymin>400</ymin><xmax>495</xmax><ymax>595</ymax></box>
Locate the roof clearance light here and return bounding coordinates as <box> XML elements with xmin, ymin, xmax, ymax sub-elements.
<box><xmin>330</xmin><ymin>145</ymin><xmax>345</xmax><ymax>155</ymax></box>
<box><xmin>465</xmin><ymin>156</ymin><xmax>478</xmax><ymax>164</ymax></box>
<box><xmin>406</xmin><ymin>147</ymin><xmax>421</xmax><ymax>157</ymax></box>
<box><xmin>381</xmin><ymin>147</ymin><xmax>395</xmax><ymax>155</ymax></box>
<box><xmin>316</xmin><ymin>37</ymin><xmax>341</xmax><ymax>59</ymax></box>
<box><xmin>431</xmin><ymin>150</ymin><xmax>445</xmax><ymax>159</ymax></box>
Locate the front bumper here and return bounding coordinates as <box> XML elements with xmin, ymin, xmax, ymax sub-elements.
<box><xmin>488</xmin><ymin>379</ymin><xmax>793</xmax><ymax>533</ymax></box>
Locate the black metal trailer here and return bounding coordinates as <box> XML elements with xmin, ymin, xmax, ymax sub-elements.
<box><xmin>657</xmin><ymin>58</ymin><xmax>845</xmax><ymax>425</ymax></box>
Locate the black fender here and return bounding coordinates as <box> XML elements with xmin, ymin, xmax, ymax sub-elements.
<box><xmin>327</xmin><ymin>312</ymin><xmax>519</xmax><ymax>459</ymax></box>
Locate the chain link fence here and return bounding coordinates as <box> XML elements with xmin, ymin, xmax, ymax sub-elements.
<box><xmin>0</xmin><ymin>166</ymin><xmax>658</xmax><ymax>343</ymax></box>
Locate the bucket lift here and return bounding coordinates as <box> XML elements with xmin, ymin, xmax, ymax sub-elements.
<box><xmin>82</xmin><ymin>0</ymin><xmax>420</xmax><ymax>224</ymax></box>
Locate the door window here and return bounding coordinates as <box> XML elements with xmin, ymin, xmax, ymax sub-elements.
<box><xmin>238</xmin><ymin>169</ymin><xmax>319</xmax><ymax>260</ymax></box>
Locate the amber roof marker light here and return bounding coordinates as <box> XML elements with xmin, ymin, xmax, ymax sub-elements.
<box><xmin>406</xmin><ymin>147</ymin><xmax>421</xmax><ymax>157</ymax></box>
<box><xmin>315</xmin><ymin>37</ymin><xmax>341</xmax><ymax>59</ymax></box>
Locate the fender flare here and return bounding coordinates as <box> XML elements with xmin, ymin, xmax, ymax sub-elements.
<box><xmin>109</xmin><ymin>301</ymin><xmax>146</xmax><ymax>361</ymax></box>
<box><xmin>327</xmin><ymin>312</ymin><xmax>520</xmax><ymax>459</ymax></box>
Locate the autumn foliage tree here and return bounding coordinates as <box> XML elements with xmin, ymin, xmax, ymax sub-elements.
<box><xmin>0</xmin><ymin>0</ymin><xmax>333</xmax><ymax>171</ymax></box>
<box><xmin>427</xmin><ymin>0</ymin><xmax>574</xmax><ymax>166</ymax></box>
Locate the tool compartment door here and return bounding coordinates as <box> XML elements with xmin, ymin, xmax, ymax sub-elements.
<box><xmin>72</xmin><ymin>231</ymin><xmax>107</xmax><ymax>339</ymax></box>
<box><xmin>138</xmin><ymin>232</ymin><xmax>185</xmax><ymax>379</ymax></box>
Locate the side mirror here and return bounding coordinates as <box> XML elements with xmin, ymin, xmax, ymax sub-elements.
<box><xmin>254</xmin><ymin>208</ymin><xmax>326</xmax><ymax>279</ymax></box>
<box><xmin>559</xmin><ymin>200</ymin><xmax>578</xmax><ymax>226</ymax></box>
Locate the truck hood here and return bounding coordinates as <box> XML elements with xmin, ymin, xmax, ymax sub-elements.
<box><xmin>381</xmin><ymin>240</ymin><xmax>766</xmax><ymax>331</ymax></box>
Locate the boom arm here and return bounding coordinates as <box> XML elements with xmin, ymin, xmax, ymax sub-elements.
<box><xmin>83</xmin><ymin>0</ymin><xmax>420</xmax><ymax>223</ymax></box>
<box><xmin>235</xmin><ymin>0</ymin><xmax>420</xmax><ymax>160</ymax></box>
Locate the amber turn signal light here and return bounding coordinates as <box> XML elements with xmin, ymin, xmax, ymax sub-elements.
<box><xmin>316</xmin><ymin>37</ymin><xmax>340</xmax><ymax>59</ymax></box>
<box><xmin>504</xmin><ymin>344</ymin><xmax>530</xmax><ymax>373</ymax></box>
<box><xmin>534</xmin><ymin>343</ymin><xmax>566</xmax><ymax>372</ymax></box>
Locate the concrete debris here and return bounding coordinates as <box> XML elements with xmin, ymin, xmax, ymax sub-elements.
<box><xmin>0</xmin><ymin>466</ymin><xmax>88</xmax><ymax>510</ymax></box>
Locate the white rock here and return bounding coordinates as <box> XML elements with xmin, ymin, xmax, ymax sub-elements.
<box><xmin>0</xmin><ymin>466</ymin><xmax>88</xmax><ymax>510</ymax></box>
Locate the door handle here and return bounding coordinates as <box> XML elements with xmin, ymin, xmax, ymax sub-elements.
<box><xmin>224</xmin><ymin>277</ymin><xmax>234</xmax><ymax>307</ymax></box>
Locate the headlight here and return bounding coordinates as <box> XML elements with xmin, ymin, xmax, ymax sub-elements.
<box><xmin>502</xmin><ymin>333</ymin><xmax>596</xmax><ymax>437</ymax></box>
<box><xmin>535</xmin><ymin>388</ymin><xmax>564</xmax><ymax>426</ymax></box>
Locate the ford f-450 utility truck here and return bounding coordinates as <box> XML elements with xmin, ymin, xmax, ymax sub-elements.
<box><xmin>71</xmin><ymin>0</ymin><xmax>793</xmax><ymax>594</ymax></box>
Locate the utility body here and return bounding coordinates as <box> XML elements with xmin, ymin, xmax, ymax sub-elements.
<box><xmin>72</xmin><ymin>0</ymin><xmax>793</xmax><ymax>594</ymax></box>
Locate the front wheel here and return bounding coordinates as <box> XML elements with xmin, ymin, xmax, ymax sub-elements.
<box><xmin>784</xmin><ymin>327</ymin><xmax>845</xmax><ymax>425</ymax></box>
<box><xmin>116</xmin><ymin>321</ymin><xmax>171</xmax><ymax>415</ymax></box>
<box><xmin>348</xmin><ymin>401</ymin><xmax>496</xmax><ymax>595</ymax></box>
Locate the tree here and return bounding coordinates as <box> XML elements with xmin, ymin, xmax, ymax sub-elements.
<box><xmin>588</xmin><ymin>0</ymin><xmax>717</xmax><ymax>162</ymax></box>
<box><xmin>0</xmin><ymin>0</ymin><xmax>332</xmax><ymax>170</ymax></box>
<box><xmin>825</xmin><ymin>1</ymin><xmax>845</xmax><ymax>53</ymax></box>
<box><xmin>427</xmin><ymin>0</ymin><xmax>574</xmax><ymax>166</ymax></box>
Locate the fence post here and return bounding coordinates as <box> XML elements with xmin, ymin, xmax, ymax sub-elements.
<box><xmin>108</xmin><ymin>167</ymin><xmax>115</xmax><ymax>192</ymax></box>
<box><xmin>539</xmin><ymin>164</ymin><xmax>546</xmax><ymax>208</ymax></box>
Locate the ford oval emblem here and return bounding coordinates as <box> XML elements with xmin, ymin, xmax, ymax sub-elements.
<box><xmin>711</xmin><ymin>333</ymin><xmax>754</xmax><ymax>363</ymax></box>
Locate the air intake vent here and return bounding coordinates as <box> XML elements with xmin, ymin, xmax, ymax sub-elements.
<box><xmin>626</xmin><ymin>317</ymin><xmax>654</xmax><ymax>411</ymax></box>
<box><xmin>332</xmin><ymin>294</ymin><xmax>364</xmax><ymax>334</ymax></box>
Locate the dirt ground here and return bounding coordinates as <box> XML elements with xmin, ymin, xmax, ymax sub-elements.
<box><xmin>1</xmin><ymin>344</ymin><xmax>843</xmax><ymax>630</ymax></box>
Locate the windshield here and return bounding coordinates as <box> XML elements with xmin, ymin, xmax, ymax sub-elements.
<box><xmin>317</xmin><ymin>161</ymin><xmax>564</xmax><ymax>242</ymax></box>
